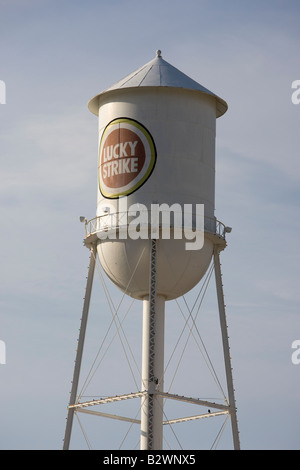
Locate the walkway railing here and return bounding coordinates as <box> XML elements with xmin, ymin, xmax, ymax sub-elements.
<box><xmin>83</xmin><ymin>211</ymin><xmax>228</xmax><ymax>240</ymax></box>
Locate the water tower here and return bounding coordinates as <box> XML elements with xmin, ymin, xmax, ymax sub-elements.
<box><xmin>63</xmin><ymin>51</ymin><xmax>240</xmax><ymax>450</ymax></box>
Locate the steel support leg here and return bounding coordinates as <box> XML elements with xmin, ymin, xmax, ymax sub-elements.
<box><xmin>63</xmin><ymin>243</ymin><xmax>97</xmax><ymax>450</ymax></box>
<box><xmin>213</xmin><ymin>247</ymin><xmax>240</xmax><ymax>450</ymax></box>
<box><xmin>140</xmin><ymin>238</ymin><xmax>165</xmax><ymax>450</ymax></box>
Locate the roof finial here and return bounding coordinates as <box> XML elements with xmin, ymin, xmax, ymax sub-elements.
<box><xmin>156</xmin><ymin>49</ymin><xmax>162</xmax><ymax>58</ymax></box>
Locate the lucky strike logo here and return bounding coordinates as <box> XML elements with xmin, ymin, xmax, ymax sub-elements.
<box><xmin>99</xmin><ymin>118</ymin><xmax>156</xmax><ymax>198</ymax></box>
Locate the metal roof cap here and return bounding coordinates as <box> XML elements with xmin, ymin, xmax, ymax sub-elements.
<box><xmin>88</xmin><ymin>51</ymin><xmax>228</xmax><ymax>118</ymax></box>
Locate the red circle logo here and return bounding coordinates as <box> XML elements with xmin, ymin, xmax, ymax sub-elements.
<box><xmin>99</xmin><ymin>118</ymin><xmax>156</xmax><ymax>198</ymax></box>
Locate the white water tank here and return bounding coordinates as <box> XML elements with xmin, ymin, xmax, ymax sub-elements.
<box><xmin>87</xmin><ymin>51</ymin><xmax>227</xmax><ymax>300</ymax></box>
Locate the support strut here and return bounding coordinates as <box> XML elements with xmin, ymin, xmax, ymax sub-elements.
<box><xmin>63</xmin><ymin>243</ymin><xmax>97</xmax><ymax>450</ymax></box>
<box><xmin>213</xmin><ymin>247</ymin><xmax>240</xmax><ymax>450</ymax></box>
<box><xmin>140</xmin><ymin>238</ymin><xmax>165</xmax><ymax>450</ymax></box>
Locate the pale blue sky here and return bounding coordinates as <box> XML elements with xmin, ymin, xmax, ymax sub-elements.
<box><xmin>0</xmin><ymin>0</ymin><xmax>299</xmax><ymax>450</ymax></box>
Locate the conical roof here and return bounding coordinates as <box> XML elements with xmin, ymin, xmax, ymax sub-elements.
<box><xmin>88</xmin><ymin>51</ymin><xmax>227</xmax><ymax>117</ymax></box>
